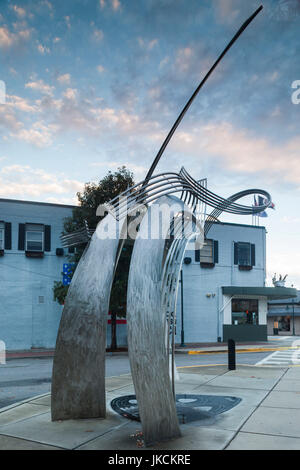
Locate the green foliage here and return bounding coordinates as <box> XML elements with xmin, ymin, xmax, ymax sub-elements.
<box><xmin>62</xmin><ymin>166</ymin><xmax>135</xmax><ymax>235</ymax></box>
<box><xmin>110</xmin><ymin>242</ymin><xmax>133</xmax><ymax>317</ymax></box>
<box><xmin>53</xmin><ymin>281</ymin><xmax>69</xmax><ymax>305</ymax></box>
<box><xmin>53</xmin><ymin>166</ymin><xmax>135</xmax><ymax>324</ymax></box>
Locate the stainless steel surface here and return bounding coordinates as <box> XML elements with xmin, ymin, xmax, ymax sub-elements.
<box><xmin>51</xmin><ymin>214</ymin><xmax>126</xmax><ymax>420</ymax></box>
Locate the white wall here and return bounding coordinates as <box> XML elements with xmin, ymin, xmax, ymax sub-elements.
<box><xmin>175</xmin><ymin>222</ymin><xmax>266</xmax><ymax>343</ymax></box>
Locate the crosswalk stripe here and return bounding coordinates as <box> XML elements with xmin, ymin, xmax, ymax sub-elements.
<box><xmin>256</xmin><ymin>348</ymin><xmax>300</xmax><ymax>366</ymax></box>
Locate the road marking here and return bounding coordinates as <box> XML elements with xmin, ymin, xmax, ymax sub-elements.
<box><xmin>256</xmin><ymin>349</ymin><xmax>300</xmax><ymax>366</ymax></box>
<box><xmin>188</xmin><ymin>346</ymin><xmax>300</xmax><ymax>355</ymax></box>
<box><xmin>177</xmin><ymin>364</ymin><xmax>225</xmax><ymax>369</ymax></box>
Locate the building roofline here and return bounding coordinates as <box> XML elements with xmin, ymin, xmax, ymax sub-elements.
<box><xmin>0</xmin><ymin>197</ymin><xmax>77</xmax><ymax>209</ymax></box>
<box><xmin>222</xmin><ymin>286</ymin><xmax>297</xmax><ymax>300</ymax></box>
<box><xmin>211</xmin><ymin>221</ymin><xmax>266</xmax><ymax>230</ymax></box>
<box><xmin>0</xmin><ymin>201</ymin><xmax>268</xmax><ymax>225</ymax></box>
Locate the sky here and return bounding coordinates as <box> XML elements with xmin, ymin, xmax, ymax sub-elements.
<box><xmin>0</xmin><ymin>0</ymin><xmax>300</xmax><ymax>287</ymax></box>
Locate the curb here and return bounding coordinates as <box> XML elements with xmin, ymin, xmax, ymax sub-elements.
<box><xmin>175</xmin><ymin>346</ymin><xmax>300</xmax><ymax>355</ymax></box>
<box><xmin>6</xmin><ymin>351</ymin><xmax>55</xmax><ymax>360</ymax></box>
<box><xmin>6</xmin><ymin>349</ymin><xmax>129</xmax><ymax>360</ymax></box>
<box><xmin>0</xmin><ymin>392</ymin><xmax>51</xmax><ymax>414</ymax></box>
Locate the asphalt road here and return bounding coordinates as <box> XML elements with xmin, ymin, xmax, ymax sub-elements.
<box><xmin>0</xmin><ymin>349</ymin><xmax>276</xmax><ymax>409</ymax></box>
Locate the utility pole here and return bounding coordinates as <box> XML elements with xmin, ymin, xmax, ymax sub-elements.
<box><xmin>292</xmin><ymin>299</ymin><xmax>295</xmax><ymax>336</ymax></box>
<box><xmin>180</xmin><ymin>270</ymin><xmax>185</xmax><ymax>347</ymax></box>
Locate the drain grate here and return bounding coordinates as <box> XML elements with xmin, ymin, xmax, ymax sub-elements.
<box><xmin>111</xmin><ymin>394</ymin><xmax>242</xmax><ymax>424</ymax></box>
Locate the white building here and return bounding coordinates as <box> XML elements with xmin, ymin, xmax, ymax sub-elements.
<box><xmin>175</xmin><ymin>221</ymin><xmax>297</xmax><ymax>343</ymax></box>
<box><xmin>0</xmin><ymin>197</ymin><xmax>296</xmax><ymax>350</ymax></box>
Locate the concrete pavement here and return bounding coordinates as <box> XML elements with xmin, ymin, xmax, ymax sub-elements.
<box><xmin>5</xmin><ymin>335</ymin><xmax>300</xmax><ymax>360</ymax></box>
<box><xmin>0</xmin><ymin>363</ymin><xmax>300</xmax><ymax>450</ymax></box>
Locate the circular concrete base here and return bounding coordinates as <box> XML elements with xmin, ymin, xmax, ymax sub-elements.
<box><xmin>111</xmin><ymin>394</ymin><xmax>242</xmax><ymax>424</ymax></box>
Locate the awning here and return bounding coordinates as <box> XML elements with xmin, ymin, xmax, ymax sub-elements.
<box><xmin>222</xmin><ymin>286</ymin><xmax>297</xmax><ymax>300</ymax></box>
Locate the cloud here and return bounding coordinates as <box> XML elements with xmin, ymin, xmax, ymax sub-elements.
<box><xmin>57</xmin><ymin>73</ymin><xmax>71</xmax><ymax>85</ymax></box>
<box><xmin>65</xmin><ymin>16</ymin><xmax>71</xmax><ymax>29</ymax></box>
<box><xmin>213</xmin><ymin>0</ymin><xmax>240</xmax><ymax>24</ymax></box>
<box><xmin>25</xmin><ymin>79</ymin><xmax>54</xmax><ymax>96</ymax></box>
<box><xmin>12</xmin><ymin>5</ymin><xmax>26</xmax><ymax>18</ymax></box>
<box><xmin>42</xmin><ymin>0</ymin><xmax>53</xmax><ymax>10</ymax></box>
<box><xmin>137</xmin><ymin>37</ymin><xmax>158</xmax><ymax>50</ymax></box>
<box><xmin>93</xmin><ymin>29</ymin><xmax>104</xmax><ymax>41</ymax></box>
<box><xmin>100</xmin><ymin>0</ymin><xmax>121</xmax><ymax>11</ymax></box>
<box><xmin>159</xmin><ymin>56</ymin><xmax>169</xmax><ymax>69</ymax></box>
<box><xmin>0</xmin><ymin>26</ymin><xmax>16</xmax><ymax>48</ymax></box>
<box><xmin>0</xmin><ymin>164</ymin><xmax>83</xmax><ymax>202</ymax></box>
<box><xmin>10</xmin><ymin>121</ymin><xmax>57</xmax><ymax>147</ymax></box>
<box><xmin>6</xmin><ymin>95</ymin><xmax>37</xmax><ymax>113</ymax></box>
<box><xmin>0</xmin><ymin>25</ymin><xmax>31</xmax><ymax>48</ymax></box>
<box><xmin>62</xmin><ymin>88</ymin><xmax>77</xmax><ymax>100</ymax></box>
<box><xmin>37</xmin><ymin>43</ymin><xmax>50</xmax><ymax>54</ymax></box>
<box><xmin>32</xmin><ymin>87</ymin><xmax>160</xmax><ymax>142</ymax></box>
<box><xmin>266</xmin><ymin>251</ymin><xmax>300</xmax><ymax>289</ymax></box>
<box><xmin>0</xmin><ymin>105</ymin><xmax>23</xmax><ymax>132</ymax></box>
<box><xmin>90</xmin><ymin>160</ymin><xmax>147</xmax><ymax>179</ymax></box>
<box><xmin>169</xmin><ymin>121</ymin><xmax>300</xmax><ymax>186</ymax></box>
<box><xmin>111</xmin><ymin>0</ymin><xmax>121</xmax><ymax>11</ymax></box>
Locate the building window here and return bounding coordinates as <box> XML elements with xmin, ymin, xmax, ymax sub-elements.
<box><xmin>232</xmin><ymin>299</ymin><xmax>259</xmax><ymax>325</ymax></box>
<box><xmin>234</xmin><ymin>242</ymin><xmax>255</xmax><ymax>268</ymax></box>
<box><xmin>196</xmin><ymin>239</ymin><xmax>218</xmax><ymax>266</ymax></box>
<box><xmin>26</xmin><ymin>224</ymin><xmax>44</xmax><ymax>252</ymax></box>
<box><xmin>18</xmin><ymin>223</ymin><xmax>51</xmax><ymax>253</ymax></box>
<box><xmin>237</xmin><ymin>242</ymin><xmax>251</xmax><ymax>266</ymax></box>
<box><xmin>0</xmin><ymin>222</ymin><xmax>4</xmax><ymax>250</ymax></box>
<box><xmin>200</xmin><ymin>239</ymin><xmax>214</xmax><ymax>263</ymax></box>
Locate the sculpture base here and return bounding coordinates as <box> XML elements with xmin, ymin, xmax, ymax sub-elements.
<box><xmin>111</xmin><ymin>394</ymin><xmax>242</xmax><ymax>424</ymax></box>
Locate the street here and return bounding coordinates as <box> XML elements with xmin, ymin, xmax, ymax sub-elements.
<box><xmin>2</xmin><ymin>339</ymin><xmax>298</xmax><ymax>409</ymax></box>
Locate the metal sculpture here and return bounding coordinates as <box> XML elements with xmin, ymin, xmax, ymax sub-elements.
<box><xmin>51</xmin><ymin>5</ymin><xmax>270</xmax><ymax>446</ymax></box>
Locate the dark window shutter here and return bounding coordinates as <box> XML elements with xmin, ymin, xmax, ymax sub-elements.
<box><xmin>213</xmin><ymin>240</ymin><xmax>219</xmax><ymax>264</ymax></box>
<box><xmin>251</xmin><ymin>244</ymin><xmax>256</xmax><ymax>266</ymax></box>
<box><xmin>195</xmin><ymin>249</ymin><xmax>200</xmax><ymax>262</ymax></box>
<box><xmin>4</xmin><ymin>222</ymin><xmax>11</xmax><ymax>250</ymax></box>
<box><xmin>234</xmin><ymin>242</ymin><xmax>238</xmax><ymax>265</ymax></box>
<box><xmin>18</xmin><ymin>224</ymin><xmax>25</xmax><ymax>251</ymax></box>
<box><xmin>44</xmin><ymin>225</ymin><xmax>51</xmax><ymax>252</ymax></box>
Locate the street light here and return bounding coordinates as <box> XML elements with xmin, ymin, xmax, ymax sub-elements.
<box><xmin>286</xmin><ymin>301</ymin><xmax>296</xmax><ymax>336</ymax></box>
<box><xmin>292</xmin><ymin>298</ymin><xmax>295</xmax><ymax>336</ymax></box>
<box><xmin>180</xmin><ymin>269</ymin><xmax>185</xmax><ymax>347</ymax></box>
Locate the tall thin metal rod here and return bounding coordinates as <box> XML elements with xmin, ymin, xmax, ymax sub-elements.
<box><xmin>180</xmin><ymin>270</ymin><xmax>185</xmax><ymax>347</ymax></box>
<box><xmin>144</xmin><ymin>5</ymin><xmax>263</xmax><ymax>183</ymax></box>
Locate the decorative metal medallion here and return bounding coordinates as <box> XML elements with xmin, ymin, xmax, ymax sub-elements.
<box><xmin>111</xmin><ymin>394</ymin><xmax>242</xmax><ymax>424</ymax></box>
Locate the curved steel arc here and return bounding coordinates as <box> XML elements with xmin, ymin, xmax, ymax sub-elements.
<box><xmin>204</xmin><ymin>188</ymin><xmax>273</xmax><ymax>236</ymax></box>
<box><xmin>60</xmin><ymin>167</ymin><xmax>272</xmax><ymax>250</ymax></box>
<box><xmin>106</xmin><ymin>167</ymin><xmax>272</xmax><ymax>220</ymax></box>
<box><xmin>127</xmin><ymin>196</ymin><xmax>184</xmax><ymax>445</ymax></box>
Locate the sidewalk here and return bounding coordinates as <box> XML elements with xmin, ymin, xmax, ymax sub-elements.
<box><xmin>0</xmin><ymin>363</ymin><xmax>300</xmax><ymax>450</ymax></box>
<box><xmin>6</xmin><ymin>337</ymin><xmax>289</xmax><ymax>359</ymax></box>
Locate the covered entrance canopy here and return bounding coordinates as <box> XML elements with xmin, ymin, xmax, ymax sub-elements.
<box><xmin>222</xmin><ymin>286</ymin><xmax>297</xmax><ymax>300</ymax></box>
<box><xmin>222</xmin><ymin>286</ymin><xmax>297</xmax><ymax>342</ymax></box>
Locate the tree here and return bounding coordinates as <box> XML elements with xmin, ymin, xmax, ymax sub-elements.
<box><xmin>53</xmin><ymin>166</ymin><xmax>135</xmax><ymax>349</ymax></box>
